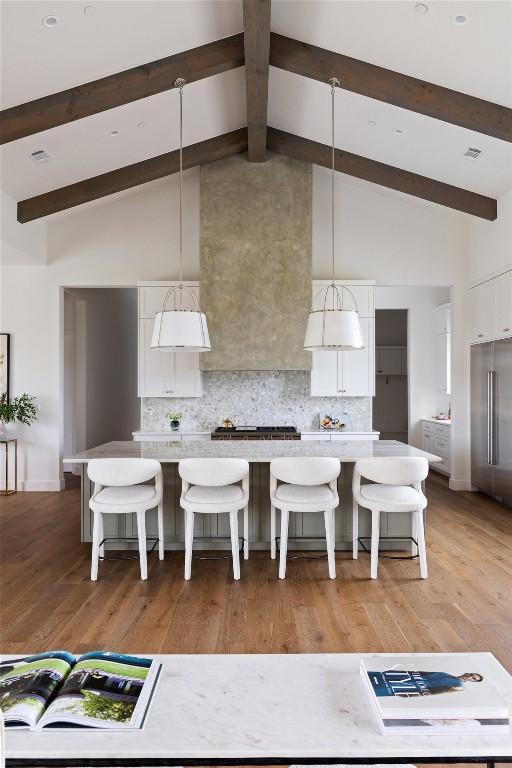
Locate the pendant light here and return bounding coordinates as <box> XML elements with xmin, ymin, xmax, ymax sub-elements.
<box><xmin>304</xmin><ymin>78</ymin><xmax>364</xmax><ymax>352</ymax></box>
<box><xmin>151</xmin><ymin>78</ymin><xmax>211</xmax><ymax>351</ymax></box>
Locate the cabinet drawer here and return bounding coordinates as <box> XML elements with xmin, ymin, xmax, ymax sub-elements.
<box><xmin>433</xmin><ymin>437</ymin><xmax>449</xmax><ymax>457</ymax></box>
<box><xmin>301</xmin><ymin>434</ymin><xmax>331</xmax><ymax>441</ymax></box>
<box><xmin>423</xmin><ymin>422</ymin><xmax>434</xmax><ymax>436</ymax></box>
<box><xmin>434</xmin><ymin>424</ymin><xmax>450</xmax><ymax>438</ymax></box>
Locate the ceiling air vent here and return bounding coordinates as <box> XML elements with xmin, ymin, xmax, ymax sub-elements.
<box><xmin>28</xmin><ymin>149</ymin><xmax>51</xmax><ymax>165</ymax></box>
<box><xmin>463</xmin><ymin>147</ymin><xmax>482</xmax><ymax>160</ymax></box>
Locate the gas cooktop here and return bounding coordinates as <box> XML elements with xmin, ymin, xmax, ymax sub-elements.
<box><xmin>211</xmin><ymin>426</ymin><xmax>300</xmax><ymax>440</ymax></box>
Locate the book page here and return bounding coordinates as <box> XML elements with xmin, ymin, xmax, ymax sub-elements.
<box><xmin>38</xmin><ymin>653</ymin><xmax>156</xmax><ymax>730</ymax></box>
<box><xmin>0</xmin><ymin>653</ymin><xmax>74</xmax><ymax>728</ymax></box>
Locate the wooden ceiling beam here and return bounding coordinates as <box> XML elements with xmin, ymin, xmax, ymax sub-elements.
<box><xmin>267</xmin><ymin>128</ymin><xmax>497</xmax><ymax>220</ymax></box>
<box><xmin>17</xmin><ymin>128</ymin><xmax>248</xmax><ymax>222</ymax></box>
<box><xmin>1</xmin><ymin>34</ymin><xmax>245</xmax><ymax>144</ymax></box>
<box><xmin>270</xmin><ymin>33</ymin><xmax>512</xmax><ymax>143</ymax></box>
<box><xmin>243</xmin><ymin>0</ymin><xmax>271</xmax><ymax>162</ymax></box>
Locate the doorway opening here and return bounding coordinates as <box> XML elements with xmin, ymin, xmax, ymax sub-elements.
<box><xmin>62</xmin><ymin>287</ymin><xmax>139</xmax><ymax>476</ymax></box>
<box><xmin>373</xmin><ymin>309</ymin><xmax>408</xmax><ymax>442</ymax></box>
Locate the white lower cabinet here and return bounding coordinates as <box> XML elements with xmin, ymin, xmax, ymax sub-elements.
<box><xmin>137</xmin><ymin>283</ymin><xmax>203</xmax><ymax>398</ymax></box>
<box><xmin>422</xmin><ymin>420</ymin><xmax>451</xmax><ymax>476</ymax></box>
<box><xmin>310</xmin><ymin>317</ymin><xmax>375</xmax><ymax>397</ymax></box>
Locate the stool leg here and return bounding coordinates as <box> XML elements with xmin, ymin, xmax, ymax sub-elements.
<box><xmin>157</xmin><ymin>502</ymin><xmax>165</xmax><ymax>560</ymax></box>
<box><xmin>270</xmin><ymin>505</ymin><xmax>277</xmax><ymax>560</ymax></box>
<box><xmin>184</xmin><ymin>510</ymin><xmax>194</xmax><ymax>580</ymax></box>
<box><xmin>370</xmin><ymin>509</ymin><xmax>380</xmax><ymax>580</ymax></box>
<box><xmin>352</xmin><ymin>500</ymin><xmax>359</xmax><ymax>559</ymax></box>
<box><xmin>411</xmin><ymin>509</ymin><xmax>418</xmax><ymax>557</ymax></box>
<box><xmin>229</xmin><ymin>510</ymin><xmax>241</xmax><ymax>581</ymax></box>
<box><xmin>136</xmin><ymin>510</ymin><xmax>148</xmax><ymax>580</ymax></box>
<box><xmin>243</xmin><ymin>506</ymin><xmax>249</xmax><ymax>560</ymax></box>
<box><xmin>91</xmin><ymin>510</ymin><xmax>101</xmax><ymax>581</ymax></box>
<box><xmin>279</xmin><ymin>509</ymin><xmax>289</xmax><ymax>580</ymax></box>
<box><xmin>415</xmin><ymin>509</ymin><xmax>428</xmax><ymax>579</ymax></box>
<box><xmin>98</xmin><ymin>513</ymin><xmax>105</xmax><ymax>560</ymax></box>
<box><xmin>324</xmin><ymin>509</ymin><xmax>336</xmax><ymax>580</ymax></box>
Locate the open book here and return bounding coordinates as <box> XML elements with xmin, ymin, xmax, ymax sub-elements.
<box><xmin>361</xmin><ymin>653</ymin><xmax>511</xmax><ymax>735</ymax></box>
<box><xmin>0</xmin><ymin>651</ymin><xmax>161</xmax><ymax>730</ymax></box>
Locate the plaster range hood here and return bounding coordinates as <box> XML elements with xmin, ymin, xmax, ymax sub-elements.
<box><xmin>199</xmin><ymin>153</ymin><xmax>312</xmax><ymax>372</ymax></box>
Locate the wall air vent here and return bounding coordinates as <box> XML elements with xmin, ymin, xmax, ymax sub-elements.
<box><xmin>463</xmin><ymin>147</ymin><xmax>482</xmax><ymax>160</ymax></box>
<box><xmin>28</xmin><ymin>149</ymin><xmax>51</xmax><ymax>164</ymax></box>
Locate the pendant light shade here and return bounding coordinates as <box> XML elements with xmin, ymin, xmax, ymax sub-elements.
<box><xmin>151</xmin><ymin>78</ymin><xmax>211</xmax><ymax>352</ymax></box>
<box><xmin>304</xmin><ymin>284</ymin><xmax>364</xmax><ymax>351</ymax></box>
<box><xmin>304</xmin><ymin>77</ymin><xmax>363</xmax><ymax>352</ymax></box>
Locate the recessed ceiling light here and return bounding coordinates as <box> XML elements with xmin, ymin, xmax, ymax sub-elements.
<box><xmin>393</xmin><ymin>128</ymin><xmax>405</xmax><ymax>135</ymax></box>
<box><xmin>414</xmin><ymin>3</ymin><xmax>429</xmax><ymax>14</ymax></box>
<box><xmin>109</xmin><ymin>129</ymin><xmax>120</xmax><ymax>137</ymax></box>
<box><xmin>83</xmin><ymin>5</ymin><xmax>96</xmax><ymax>15</ymax></box>
<box><xmin>452</xmin><ymin>14</ymin><xmax>468</xmax><ymax>25</ymax></box>
<box><xmin>137</xmin><ymin>121</ymin><xmax>146</xmax><ymax>129</ymax></box>
<box><xmin>368</xmin><ymin>120</ymin><xmax>377</xmax><ymax>127</ymax></box>
<box><xmin>42</xmin><ymin>14</ymin><xmax>60</xmax><ymax>28</ymax></box>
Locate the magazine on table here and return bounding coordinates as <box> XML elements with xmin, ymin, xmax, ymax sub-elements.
<box><xmin>0</xmin><ymin>651</ymin><xmax>161</xmax><ymax>730</ymax></box>
<box><xmin>361</xmin><ymin>653</ymin><xmax>511</xmax><ymax>735</ymax></box>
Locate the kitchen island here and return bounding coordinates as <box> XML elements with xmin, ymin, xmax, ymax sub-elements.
<box><xmin>67</xmin><ymin>440</ymin><xmax>440</xmax><ymax>552</ymax></box>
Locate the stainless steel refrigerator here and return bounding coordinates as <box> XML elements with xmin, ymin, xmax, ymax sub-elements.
<box><xmin>471</xmin><ymin>338</ymin><xmax>512</xmax><ymax>508</ymax></box>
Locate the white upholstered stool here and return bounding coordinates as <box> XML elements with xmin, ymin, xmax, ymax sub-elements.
<box><xmin>352</xmin><ymin>456</ymin><xmax>429</xmax><ymax>579</ymax></box>
<box><xmin>270</xmin><ymin>457</ymin><xmax>341</xmax><ymax>580</ymax></box>
<box><xmin>179</xmin><ymin>458</ymin><xmax>250</xmax><ymax>581</ymax></box>
<box><xmin>88</xmin><ymin>458</ymin><xmax>164</xmax><ymax>581</ymax></box>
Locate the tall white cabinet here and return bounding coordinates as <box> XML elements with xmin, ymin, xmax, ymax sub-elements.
<box><xmin>138</xmin><ymin>282</ymin><xmax>202</xmax><ymax>398</ymax></box>
<box><xmin>310</xmin><ymin>280</ymin><xmax>375</xmax><ymax>397</ymax></box>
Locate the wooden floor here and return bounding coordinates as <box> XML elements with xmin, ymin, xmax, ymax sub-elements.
<box><xmin>1</xmin><ymin>473</ymin><xmax>512</xmax><ymax>673</ymax></box>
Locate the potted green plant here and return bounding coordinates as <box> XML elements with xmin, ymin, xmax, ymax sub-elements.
<box><xmin>166</xmin><ymin>411</ymin><xmax>182</xmax><ymax>432</ymax></box>
<box><xmin>0</xmin><ymin>393</ymin><xmax>38</xmax><ymax>437</ymax></box>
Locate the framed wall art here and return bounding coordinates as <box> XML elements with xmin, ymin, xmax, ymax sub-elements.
<box><xmin>0</xmin><ymin>333</ymin><xmax>10</xmax><ymax>400</ymax></box>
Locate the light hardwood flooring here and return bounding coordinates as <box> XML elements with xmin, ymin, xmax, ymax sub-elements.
<box><xmin>1</xmin><ymin>473</ymin><xmax>511</xmax><ymax>670</ymax></box>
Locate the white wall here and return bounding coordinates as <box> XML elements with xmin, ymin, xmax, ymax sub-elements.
<box><xmin>467</xmin><ymin>187</ymin><xmax>512</xmax><ymax>286</ymax></box>
<box><xmin>0</xmin><ymin>171</ymin><xmax>199</xmax><ymax>489</ymax></box>
<box><xmin>313</xmin><ymin>168</ymin><xmax>470</xmax><ymax>489</ymax></box>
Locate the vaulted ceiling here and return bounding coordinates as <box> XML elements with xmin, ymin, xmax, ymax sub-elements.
<box><xmin>1</xmin><ymin>0</ymin><xmax>511</xmax><ymax>222</ymax></box>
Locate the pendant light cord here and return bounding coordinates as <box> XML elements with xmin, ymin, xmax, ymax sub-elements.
<box><xmin>174</xmin><ymin>77</ymin><xmax>186</xmax><ymax>307</ymax></box>
<box><xmin>329</xmin><ymin>77</ymin><xmax>340</xmax><ymax>309</ymax></box>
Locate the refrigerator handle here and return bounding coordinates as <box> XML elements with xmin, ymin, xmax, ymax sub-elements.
<box><xmin>487</xmin><ymin>370</ymin><xmax>497</xmax><ymax>466</ymax></box>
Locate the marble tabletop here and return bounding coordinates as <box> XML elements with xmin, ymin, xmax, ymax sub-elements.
<box><xmin>5</xmin><ymin>653</ymin><xmax>512</xmax><ymax>763</ymax></box>
<box><xmin>65</xmin><ymin>439</ymin><xmax>441</xmax><ymax>464</ymax></box>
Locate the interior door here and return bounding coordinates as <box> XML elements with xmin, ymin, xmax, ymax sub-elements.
<box><xmin>470</xmin><ymin>342</ymin><xmax>495</xmax><ymax>496</ymax></box>
<box><xmin>494</xmin><ymin>339</ymin><xmax>512</xmax><ymax>508</ymax></box>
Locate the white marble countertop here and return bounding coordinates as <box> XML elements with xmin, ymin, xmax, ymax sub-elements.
<box><xmin>423</xmin><ymin>418</ymin><xmax>452</xmax><ymax>425</ymax></box>
<box><xmin>65</xmin><ymin>439</ymin><xmax>441</xmax><ymax>464</ymax></box>
<box><xmin>5</xmin><ymin>653</ymin><xmax>512</xmax><ymax>761</ymax></box>
<box><xmin>132</xmin><ymin>429</ymin><xmax>380</xmax><ymax>436</ymax></box>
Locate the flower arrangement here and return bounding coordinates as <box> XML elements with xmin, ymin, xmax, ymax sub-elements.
<box><xmin>166</xmin><ymin>411</ymin><xmax>182</xmax><ymax>431</ymax></box>
<box><xmin>0</xmin><ymin>393</ymin><xmax>38</xmax><ymax>435</ymax></box>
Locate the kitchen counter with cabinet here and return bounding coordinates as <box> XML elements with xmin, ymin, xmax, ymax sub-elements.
<box><xmin>422</xmin><ymin>419</ymin><xmax>451</xmax><ymax>476</ymax></box>
<box><xmin>67</xmin><ymin>439</ymin><xmax>440</xmax><ymax>553</ymax></box>
<box><xmin>132</xmin><ymin>430</ymin><xmax>380</xmax><ymax>441</ymax></box>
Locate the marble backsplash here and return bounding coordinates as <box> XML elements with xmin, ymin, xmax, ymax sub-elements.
<box><xmin>142</xmin><ymin>371</ymin><xmax>372</xmax><ymax>432</ymax></box>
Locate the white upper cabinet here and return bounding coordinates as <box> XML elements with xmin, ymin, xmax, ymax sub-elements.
<box><xmin>435</xmin><ymin>304</ymin><xmax>451</xmax><ymax>395</ymax></box>
<box><xmin>138</xmin><ymin>283</ymin><xmax>202</xmax><ymax>398</ymax></box>
<box><xmin>494</xmin><ymin>271</ymin><xmax>512</xmax><ymax>339</ymax></box>
<box><xmin>310</xmin><ymin>281</ymin><xmax>375</xmax><ymax>397</ymax></box>
<box><xmin>469</xmin><ymin>271</ymin><xmax>512</xmax><ymax>345</ymax></box>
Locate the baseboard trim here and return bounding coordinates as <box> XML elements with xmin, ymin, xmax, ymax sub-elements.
<box><xmin>18</xmin><ymin>480</ymin><xmax>65</xmax><ymax>491</ymax></box>
<box><xmin>449</xmin><ymin>478</ymin><xmax>472</xmax><ymax>491</ymax></box>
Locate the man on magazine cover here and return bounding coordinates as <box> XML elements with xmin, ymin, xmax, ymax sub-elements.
<box><xmin>369</xmin><ymin>668</ymin><xmax>484</xmax><ymax>697</ymax></box>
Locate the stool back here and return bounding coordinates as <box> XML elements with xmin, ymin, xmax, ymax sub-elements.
<box><xmin>179</xmin><ymin>458</ymin><xmax>249</xmax><ymax>487</ymax></box>
<box><xmin>270</xmin><ymin>457</ymin><xmax>340</xmax><ymax>486</ymax></box>
<box><xmin>355</xmin><ymin>457</ymin><xmax>428</xmax><ymax>486</ymax></box>
<box><xmin>87</xmin><ymin>458</ymin><xmax>162</xmax><ymax>487</ymax></box>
